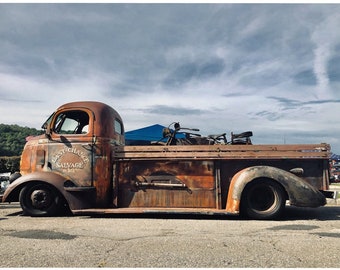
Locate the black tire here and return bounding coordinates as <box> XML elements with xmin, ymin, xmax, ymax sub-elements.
<box><xmin>241</xmin><ymin>179</ymin><xmax>286</xmax><ymax>220</ymax></box>
<box><xmin>19</xmin><ymin>183</ymin><xmax>62</xmax><ymax>217</ymax></box>
<box><xmin>9</xmin><ymin>172</ymin><xmax>21</xmax><ymax>184</ymax></box>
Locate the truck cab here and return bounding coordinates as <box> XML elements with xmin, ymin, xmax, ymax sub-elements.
<box><xmin>3</xmin><ymin>101</ymin><xmax>124</xmax><ymax>215</ymax></box>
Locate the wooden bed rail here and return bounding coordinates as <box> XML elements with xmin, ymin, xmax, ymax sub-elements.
<box><xmin>113</xmin><ymin>143</ymin><xmax>330</xmax><ymax>160</ymax></box>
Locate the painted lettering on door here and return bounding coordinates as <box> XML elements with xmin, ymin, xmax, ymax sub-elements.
<box><xmin>51</xmin><ymin>147</ymin><xmax>90</xmax><ymax>172</ymax></box>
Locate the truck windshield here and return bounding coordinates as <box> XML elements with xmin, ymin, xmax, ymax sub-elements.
<box><xmin>41</xmin><ymin>112</ymin><xmax>55</xmax><ymax>130</ymax></box>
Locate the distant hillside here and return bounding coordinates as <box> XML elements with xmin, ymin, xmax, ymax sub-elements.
<box><xmin>0</xmin><ymin>124</ymin><xmax>43</xmax><ymax>156</ymax></box>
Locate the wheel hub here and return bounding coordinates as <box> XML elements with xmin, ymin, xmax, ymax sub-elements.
<box><xmin>31</xmin><ymin>189</ymin><xmax>52</xmax><ymax>209</ymax></box>
<box><xmin>249</xmin><ymin>185</ymin><xmax>276</xmax><ymax>211</ymax></box>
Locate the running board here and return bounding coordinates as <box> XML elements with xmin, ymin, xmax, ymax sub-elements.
<box><xmin>72</xmin><ymin>207</ymin><xmax>233</xmax><ymax>216</ymax></box>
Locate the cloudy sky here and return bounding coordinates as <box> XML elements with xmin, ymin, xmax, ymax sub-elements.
<box><xmin>1</xmin><ymin>4</ymin><xmax>340</xmax><ymax>153</ymax></box>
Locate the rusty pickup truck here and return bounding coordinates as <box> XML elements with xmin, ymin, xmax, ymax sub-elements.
<box><xmin>1</xmin><ymin>101</ymin><xmax>333</xmax><ymax>219</ymax></box>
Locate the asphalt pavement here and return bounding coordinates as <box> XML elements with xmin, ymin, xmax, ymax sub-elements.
<box><xmin>1</xmin><ymin>202</ymin><xmax>340</xmax><ymax>268</ymax></box>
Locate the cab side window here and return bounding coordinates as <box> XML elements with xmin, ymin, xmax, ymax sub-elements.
<box><xmin>53</xmin><ymin>110</ymin><xmax>89</xmax><ymax>135</ymax></box>
<box><xmin>114</xmin><ymin>119</ymin><xmax>123</xmax><ymax>135</ymax></box>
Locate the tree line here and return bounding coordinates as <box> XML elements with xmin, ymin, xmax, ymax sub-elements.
<box><xmin>0</xmin><ymin>123</ymin><xmax>42</xmax><ymax>156</ymax></box>
<box><xmin>0</xmin><ymin>124</ymin><xmax>43</xmax><ymax>172</ymax></box>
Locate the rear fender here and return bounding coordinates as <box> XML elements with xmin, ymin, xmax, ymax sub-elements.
<box><xmin>226</xmin><ymin>166</ymin><xmax>326</xmax><ymax>214</ymax></box>
<box><xmin>2</xmin><ymin>172</ymin><xmax>95</xmax><ymax>211</ymax></box>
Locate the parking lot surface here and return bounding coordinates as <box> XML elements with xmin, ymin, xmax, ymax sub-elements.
<box><xmin>1</xmin><ymin>203</ymin><xmax>340</xmax><ymax>268</ymax></box>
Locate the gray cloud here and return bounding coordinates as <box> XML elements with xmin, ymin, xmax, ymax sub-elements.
<box><xmin>268</xmin><ymin>96</ymin><xmax>340</xmax><ymax>108</ymax></box>
<box><xmin>294</xmin><ymin>70</ymin><xmax>317</xmax><ymax>86</ymax></box>
<box><xmin>328</xmin><ymin>56</ymin><xmax>340</xmax><ymax>82</ymax></box>
<box><xmin>253</xmin><ymin>110</ymin><xmax>282</xmax><ymax>121</ymax></box>
<box><xmin>140</xmin><ymin>105</ymin><xmax>206</xmax><ymax>116</ymax></box>
<box><xmin>162</xmin><ymin>58</ymin><xmax>225</xmax><ymax>87</ymax></box>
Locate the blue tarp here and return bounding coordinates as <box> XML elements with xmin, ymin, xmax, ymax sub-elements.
<box><xmin>331</xmin><ymin>153</ymin><xmax>340</xmax><ymax>160</ymax></box>
<box><xmin>125</xmin><ymin>124</ymin><xmax>167</xmax><ymax>145</ymax></box>
<box><xmin>125</xmin><ymin>124</ymin><xmax>187</xmax><ymax>145</ymax></box>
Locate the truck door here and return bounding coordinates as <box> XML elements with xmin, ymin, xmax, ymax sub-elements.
<box><xmin>47</xmin><ymin>108</ymin><xmax>95</xmax><ymax>188</ymax></box>
<box><xmin>116</xmin><ymin>160</ymin><xmax>217</xmax><ymax>209</ymax></box>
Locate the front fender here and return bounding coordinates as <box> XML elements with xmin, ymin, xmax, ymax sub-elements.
<box><xmin>2</xmin><ymin>172</ymin><xmax>67</xmax><ymax>203</ymax></box>
<box><xmin>2</xmin><ymin>172</ymin><xmax>95</xmax><ymax>211</ymax></box>
<box><xmin>226</xmin><ymin>166</ymin><xmax>326</xmax><ymax>214</ymax></box>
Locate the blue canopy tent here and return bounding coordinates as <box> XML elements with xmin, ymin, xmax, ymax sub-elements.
<box><xmin>125</xmin><ymin>124</ymin><xmax>185</xmax><ymax>145</ymax></box>
<box><xmin>125</xmin><ymin>124</ymin><xmax>167</xmax><ymax>145</ymax></box>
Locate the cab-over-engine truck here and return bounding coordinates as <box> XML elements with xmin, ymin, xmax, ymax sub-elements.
<box><xmin>2</xmin><ymin>101</ymin><xmax>334</xmax><ymax>219</ymax></box>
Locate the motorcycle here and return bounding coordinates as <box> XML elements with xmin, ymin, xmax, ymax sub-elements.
<box><xmin>153</xmin><ymin>122</ymin><xmax>253</xmax><ymax>146</ymax></box>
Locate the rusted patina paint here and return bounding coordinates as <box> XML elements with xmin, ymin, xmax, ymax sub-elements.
<box><xmin>226</xmin><ymin>166</ymin><xmax>327</xmax><ymax>214</ymax></box>
<box><xmin>116</xmin><ymin>160</ymin><xmax>216</xmax><ymax>208</ymax></box>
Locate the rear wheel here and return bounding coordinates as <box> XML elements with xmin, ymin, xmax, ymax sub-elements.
<box><xmin>19</xmin><ymin>183</ymin><xmax>62</xmax><ymax>217</ymax></box>
<box><xmin>241</xmin><ymin>179</ymin><xmax>286</xmax><ymax>220</ymax></box>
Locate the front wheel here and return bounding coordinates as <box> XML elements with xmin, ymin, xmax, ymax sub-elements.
<box><xmin>240</xmin><ymin>179</ymin><xmax>286</xmax><ymax>220</ymax></box>
<box><xmin>19</xmin><ymin>183</ymin><xmax>62</xmax><ymax>217</ymax></box>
